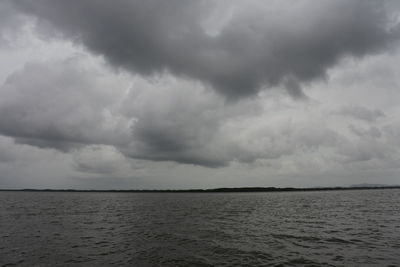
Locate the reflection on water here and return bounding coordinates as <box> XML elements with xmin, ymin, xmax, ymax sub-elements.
<box><xmin>1</xmin><ymin>189</ymin><xmax>400</xmax><ymax>266</ymax></box>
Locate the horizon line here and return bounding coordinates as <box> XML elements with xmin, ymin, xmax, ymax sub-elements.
<box><xmin>1</xmin><ymin>185</ymin><xmax>400</xmax><ymax>193</ymax></box>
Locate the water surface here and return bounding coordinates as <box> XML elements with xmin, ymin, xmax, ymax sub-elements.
<box><xmin>1</xmin><ymin>189</ymin><xmax>400</xmax><ymax>266</ymax></box>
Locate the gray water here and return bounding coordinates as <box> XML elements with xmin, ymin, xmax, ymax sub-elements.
<box><xmin>1</xmin><ymin>189</ymin><xmax>400</xmax><ymax>266</ymax></box>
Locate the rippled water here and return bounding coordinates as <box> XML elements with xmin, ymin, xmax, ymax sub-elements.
<box><xmin>1</xmin><ymin>189</ymin><xmax>400</xmax><ymax>266</ymax></box>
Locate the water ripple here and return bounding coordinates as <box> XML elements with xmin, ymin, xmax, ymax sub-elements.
<box><xmin>1</xmin><ymin>189</ymin><xmax>400</xmax><ymax>266</ymax></box>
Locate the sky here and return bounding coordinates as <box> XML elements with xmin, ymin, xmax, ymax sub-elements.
<box><xmin>1</xmin><ymin>0</ymin><xmax>400</xmax><ymax>189</ymax></box>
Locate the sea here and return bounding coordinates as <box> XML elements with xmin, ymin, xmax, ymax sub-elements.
<box><xmin>1</xmin><ymin>189</ymin><xmax>399</xmax><ymax>266</ymax></box>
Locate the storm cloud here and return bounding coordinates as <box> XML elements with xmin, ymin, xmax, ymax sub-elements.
<box><xmin>0</xmin><ymin>57</ymin><xmax>344</xmax><ymax>168</ymax></box>
<box><xmin>0</xmin><ymin>58</ymin><xmax>132</xmax><ymax>150</ymax></box>
<box><xmin>1</xmin><ymin>0</ymin><xmax>400</xmax><ymax>189</ymax></box>
<box><xmin>10</xmin><ymin>0</ymin><xmax>400</xmax><ymax>98</ymax></box>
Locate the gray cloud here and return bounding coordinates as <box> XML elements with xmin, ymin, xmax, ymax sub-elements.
<box><xmin>72</xmin><ymin>145</ymin><xmax>132</xmax><ymax>175</ymax></box>
<box><xmin>0</xmin><ymin>57</ymin><xmax>260</xmax><ymax>167</ymax></box>
<box><xmin>1</xmin><ymin>54</ymin><xmax>400</xmax><ymax>171</ymax></box>
<box><xmin>335</xmin><ymin>106</ymin><xmax>385</xmax><ymax>122</ymax></box>
<box><xmin>10</xmin><ymin>0</ymin><xmax>400</xmax><ymax>98</ymax></box>
<box><xmin>0</xmin><ymin>1</ymin><xmax>27</xmax><ymax>47</ymax></box>
<box><xmin>0</xmin><ymin>135</ymin><xmax>73</xmax><ymax>189</ymax></box>
<box><xmin>119</xmin><ymin>77</ymin><xmax>263</xmax><ymax>167</ymax></box>
<box><xmin>348</xmin><ymin>124</ymin><xmax>382</xmax><ymax>138</ymax></box>
<box><xmin>0</xmin><ymin>57</ymin><xmax>343</xmax><ymax>168</ymax></box>
<box><xmin>0</xmin><ymin>58</ymin><xmax>132</xmax><ymax>150</ymax></box>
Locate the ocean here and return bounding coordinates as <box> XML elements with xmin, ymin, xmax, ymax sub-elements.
<box><xmin>1</xmin><ymin>189</ymin><xmax>399</xmax><ymax>266</ymax></box>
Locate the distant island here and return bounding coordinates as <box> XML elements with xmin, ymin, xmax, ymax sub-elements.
<box><xmin>1</xmin><ymin>184</ymin><xmax>399</xmax><ymax>193</ymax></box>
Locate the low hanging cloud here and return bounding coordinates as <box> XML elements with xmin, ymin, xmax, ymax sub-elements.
<box><xmin>9</xmin><ymin>0</ymin><xmax>400</xmax><ymax>98</ymax></box>
<box><xmin>0</xmin><ymin>58</ymin><xmax>133</xmax><ymax>150</ymax></box>
<box><xmin>0</xmin><ymin>57</ymin><xmax>344</xmax><ymax>168</ymax></box>
<box><xmin>0</xmin><ymin>57</ymin><xmax>262</xmax><ymax>167</ymax></box>
<box><xmin>72</xmin><ymin>145</ymin><xmax>132</xmax><ymax>175</ymax></box>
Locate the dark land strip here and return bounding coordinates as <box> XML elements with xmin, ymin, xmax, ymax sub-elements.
<box><xmin>1</xmin><ymin>186</ymin><xmax>399</xmax><ymax>193</ymax></box>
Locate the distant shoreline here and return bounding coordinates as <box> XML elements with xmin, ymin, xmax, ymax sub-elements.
<box><xmin>1</xmin><ymin>186</ymin><xmax>399</xmax><ymax>193</ymax></box>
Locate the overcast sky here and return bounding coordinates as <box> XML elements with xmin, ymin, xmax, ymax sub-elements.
<box><xmin>1</xmin><ymin>0</ymin><xmax>400</xmax><ymax>189</ymax></box>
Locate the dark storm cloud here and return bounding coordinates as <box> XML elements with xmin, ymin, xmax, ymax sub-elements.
<box><xmin>10</xmin><ymin>0</ymin><xmax>400</xmax><ymax>98</ymax></box>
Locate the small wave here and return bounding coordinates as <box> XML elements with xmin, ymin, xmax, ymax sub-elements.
<box><xmin>271</xmin><ymin>233</ymin><xmax>322</xmax><ymax>242</ymax></box>
<box><xmin>325</xmin><ymin>237</ymin><xmax>353</xmax><ymax>244</ymax></box>
<box><xmin>274</xmin><ymin>257</ymin><xmax>334</xmax><ymax>267</ymax></box>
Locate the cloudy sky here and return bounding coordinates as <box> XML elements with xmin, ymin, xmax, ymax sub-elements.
<box><xmin>1</xmin><ymin>0</ymin><xmax>400</xmax><ymax>189</ymax></box>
